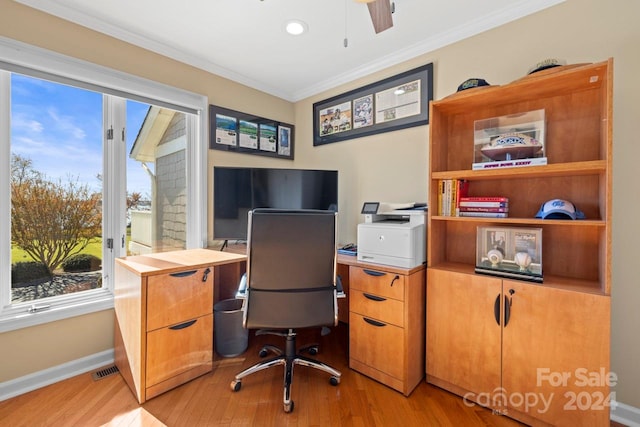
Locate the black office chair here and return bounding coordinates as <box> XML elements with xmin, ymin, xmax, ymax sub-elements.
<box><xmin>230</xmin><ymin>208</ymin><xmax>342</xmax><ymax>413</ymax></box>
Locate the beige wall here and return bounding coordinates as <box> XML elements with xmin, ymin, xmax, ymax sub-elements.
<box><xmin>1</xmin><ymin>0</ymin><xmax>638</xmax><ymax>410</ymax></box>
<box><xmin>296</xmin><ymin>0</ymin><xmax>640</xmax><ymax>408</ymax></box>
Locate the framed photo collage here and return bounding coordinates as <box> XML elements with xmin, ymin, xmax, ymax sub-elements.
<box><xmin>313</xmin><ymin>63</ymin><xmax>433</xmax><ymax>146</ymax></box>
<box><xmin>209</xmin><ymin>104</ymin><xmax>294</xmax><ymax>160</ymax></box>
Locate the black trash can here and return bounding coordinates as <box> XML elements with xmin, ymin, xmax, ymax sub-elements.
<box><xmin>214</xmin><ymin>298</ymin><xmax>249</xmax><ymax>357</ymax></box>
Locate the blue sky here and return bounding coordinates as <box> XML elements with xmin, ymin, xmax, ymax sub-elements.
<box><xmin>10</xmin><ymin>73</ymin><xmax>151</xmax><ymax>197</ymax></box>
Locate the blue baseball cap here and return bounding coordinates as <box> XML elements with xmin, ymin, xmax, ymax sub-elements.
<box><xmin>535</xmin><ymin>199</ymin><xmax>585</xmax><ymax>220</ymax></box>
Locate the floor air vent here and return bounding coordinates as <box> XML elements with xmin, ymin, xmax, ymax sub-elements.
<box><xmin>92</xmin><ymin>365</ymin><xmax>119</xmax><ymax>381</ymax></box>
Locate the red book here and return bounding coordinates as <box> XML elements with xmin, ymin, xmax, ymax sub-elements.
<box><xmin>455</xmin><ymin>180</ymin><xmax>470</xmax><ymax>215</ymax></box>
<box><xmin>459</xmin><ymin>196</ymin><xmax>508</xmax><ymax>202</ymax></box>
<box><xmin>458</xmin><ymin>201</ymin><xmax>508</xmax><ymax>208</ymax></box>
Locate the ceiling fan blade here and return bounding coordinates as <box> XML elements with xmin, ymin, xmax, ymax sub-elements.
<box><xmin>367</xmin><ymin>0</ymin><xmax>393</xmax><ymax>34</ymax></box>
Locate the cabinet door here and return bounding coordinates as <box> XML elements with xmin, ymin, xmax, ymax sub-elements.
<box><xmin>426</xmin><ymin>269</ymin><xmax>502</xmax><ymax>400</ymax></box>
<box><xmin>502</xmin><ymin>281</ymin><xmax>610</xmax><ymax>426</ymax></box>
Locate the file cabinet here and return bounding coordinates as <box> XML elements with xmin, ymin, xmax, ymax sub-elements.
<box><xmin>347</xmin><ymin>262</ymin><xmax>425</xmax><ymax>396</ymax></box>
<box><xmin>114</xmin><ymin>248</ymin><xmax>245</xmax><ymax>403</ymax></box>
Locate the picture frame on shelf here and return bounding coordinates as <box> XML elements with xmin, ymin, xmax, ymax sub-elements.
<box><xmin>313</xmin><ymin>63</ymin><xmax>433</xmax><ymax>146</ymax></box>
<box><xmin>475</xmin><ymin>226</ymin><xmax>543</xmax><ymax>283</ymax></box>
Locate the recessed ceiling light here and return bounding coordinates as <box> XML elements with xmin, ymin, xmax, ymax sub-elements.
<box><xmin>285</xmin><ymin>20</ymin><xmax>308</xmax><ymax>36</ymax></box>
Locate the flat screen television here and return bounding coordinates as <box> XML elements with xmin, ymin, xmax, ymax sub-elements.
<box><xmin>213</xmin><ymin>167</ymin><xmax>338</xmax><ymax>241</ymax></box>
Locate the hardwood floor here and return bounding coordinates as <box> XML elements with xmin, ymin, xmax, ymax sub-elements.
<box><xmin>0</xmin><ymin>324</ymin><xmax>620</xmax><ymax>426</ymax></box>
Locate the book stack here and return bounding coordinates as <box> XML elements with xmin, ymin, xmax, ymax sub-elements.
<box><xmin>437</xmin><ymin>179</ymin><xmax>469</xmax><ymax>216</ymax></box>
<box><xmin>458</xmin><ymin>196</ymin><xmax>509</xmax><ymax>218</ymax></box>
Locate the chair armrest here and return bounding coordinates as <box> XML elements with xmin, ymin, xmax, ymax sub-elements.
<box><xmin>235</xmin><ymin>273</ymin><xmax>248</xmax><ymax>299</ymax></box>
<box><xmin>336</xmin><ymin>275</ymin><xmax>346</xmax><ymax>299</ymax></box>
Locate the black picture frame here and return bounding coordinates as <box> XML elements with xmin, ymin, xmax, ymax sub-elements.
<box><xmin>313</xmin><ymin>63</ymin><xmax>433</xmax><ymax>146</ymax></box>
<box><xmin>209</xmin><ymin>104</ymin><xmax>294</xmax><ymax>160</ymax></box>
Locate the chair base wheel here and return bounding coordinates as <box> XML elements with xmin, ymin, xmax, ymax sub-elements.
<box><xmin>258</xmin><ymin>348</ymin><xmax>269</xmax><ymax>358</ymax></box>
<box><xmin>231</xmin><ymin>380</ymin><xmax>241</xmax><ymax>392</ymax></box>
<box><xmin>330</xmin><ymin>376</ymin><xmax>340</xmax><ymax>386</ymax></box>
<box><xmin>284</xmin><ymin>400</ymin><xmax>294</xmax><ymax>413</ymax></box>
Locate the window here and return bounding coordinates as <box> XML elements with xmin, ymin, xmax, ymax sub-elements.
<box><xmin>0</xmin><ymin>38</ymin><xmax>207</xmax><ymax>332</ymax></box>
<box><xmin>9</xmin><ymin>74</ymin><xmax>105</xmax><ymax>305</ymax></box>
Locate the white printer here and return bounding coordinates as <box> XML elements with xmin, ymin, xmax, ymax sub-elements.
<box><xmin>357</xmin><ymin>202</ymin><xmax>426</xmax><ymax>269</ymax></box>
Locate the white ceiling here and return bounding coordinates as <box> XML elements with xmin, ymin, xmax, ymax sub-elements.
<box><xmin>16</xmin><ymin>0</ymin><xmax>564</xmax><ymax>102</ymax></box>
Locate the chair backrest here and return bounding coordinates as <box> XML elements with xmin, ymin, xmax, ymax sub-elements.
<box><xmin>243</xmin><ymin>208</ymin><xmax>338</xmax><ymax>330</ymax></box>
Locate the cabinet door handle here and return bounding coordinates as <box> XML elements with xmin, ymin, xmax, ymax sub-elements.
<box><xmin>202</xmin><ymin>267</ymin><xmax>211</xmax><ymax>282</ymax></box>
<box><xmin>363</xmin><ymin>317</ymin><xmax>386</xmax><ymax>327</ymax></box>
<box><xmin>363</xmin><ymin>293</ymin><xmax>386</xmax><ymax>302</ymax></box>
<box><xmin>363</xmin><ymin>269</ymin><xmax>385</xmax><ymax>277</ymax></box>
<box><xmin>493</xmin><ymin>294</ymin><xmax>501</xmax><ymax>326</ymax></box>
<box><xmin>170</xmin><ymin>270</ymin><xmax>197</xmax><ymax>278</ymax></box>
<box><xmin>504</xmin><ymin>295</ymin><xmax>512</xmax><ymax>327</ymax></box>
<box><xmin>169</xmin><ymin>319</ymin><xmax>197</xmax><ymax>330</ymax></box>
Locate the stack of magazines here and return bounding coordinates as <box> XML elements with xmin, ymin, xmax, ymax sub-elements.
<box><xmin>338</xmin><ymin>244</ymin><xmax>357</xmax><ymax>256</ymax></box>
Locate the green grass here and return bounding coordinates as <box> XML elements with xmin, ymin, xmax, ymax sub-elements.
<box><xmin>11</xmin><ymin>228</ymin><xmax>133</xmax><ymax>265</ymax></box>
<box><xmin>11</xmin><ymin>238</ymin><xmax>103</xmax><ymax>265</ymax></box>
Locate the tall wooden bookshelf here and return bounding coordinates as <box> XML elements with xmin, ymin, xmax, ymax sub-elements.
<box><xmin>426</xmin><ymin>59</ymin><xmax>612</xmax><ymax>426</ymax></box>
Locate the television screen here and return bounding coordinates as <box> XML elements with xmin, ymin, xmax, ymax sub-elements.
<box><xmin>213</xmin><ymin>167</ymin><xmax>338</xmax><ymax>240</ymax></box>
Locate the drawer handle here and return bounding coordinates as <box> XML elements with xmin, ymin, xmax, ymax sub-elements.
<box><xmin>363</xmin><ymin>269</ymin><xmax>385</xmax><ymax>277</ymax></box>
<box><xmin>363</xmin><ymin>317</ymin><xmax>386</xmax><ymax>327</ymax></box>
<box><xmin>169</xmin><ymin>319</ymin><xmax>197</xmax><ymax>330</ymax></box>
<box><xmin>170</xmin><ymin>270</ymin><xmax>197</xmax><ymax>278</ymax></box>
<box><xmin>202</xmin><ymin>267</ymin><xmax>211</xmax><ymax>282</ymax></box>
<box><xmin>363</xmin><ymin>293</ymin><xmax>386</xmax><ymax>302</ymax></box>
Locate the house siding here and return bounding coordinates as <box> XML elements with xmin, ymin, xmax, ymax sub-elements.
<box><xmin>154</xmin><ymin>114</ymin><xmax>186</xmax><ymax>251</ymax></box>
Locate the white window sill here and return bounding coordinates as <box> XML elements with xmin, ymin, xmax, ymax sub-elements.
<box><xmin>0</xmin><ymin>291</ymin><xmax>114</xmax><ymax>333</ymax></box>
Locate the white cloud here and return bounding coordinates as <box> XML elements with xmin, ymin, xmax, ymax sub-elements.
<box><xmin>47</xmin><ymin>107</ymin><xmax>87</xmax><ymax>141</ymax></box>
<box><xmin>12</xmin><ymin>113</ymin><xmax>43</xmax><ymax>134</ymax></box>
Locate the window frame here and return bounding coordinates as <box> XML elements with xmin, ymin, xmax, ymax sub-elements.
<box><xmin>0</xmin><ymin>37</ymin><xmax>208</xmax><ymax>333</ymax></box>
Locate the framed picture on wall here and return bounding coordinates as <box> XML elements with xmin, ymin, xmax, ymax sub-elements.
<box><xmin>278</xmin><ymin>125</ymin><xmax>291</xmax><ymax>156</ymax></box>
<box><xmin>209</xmin><ymin>104</ymin><xmax>294</xmax><ymax>160</ymax></box>
<box><xmin>312</xmin><ymin>63</ymin><xmax>433</xmax><ymax>146</ymax></box>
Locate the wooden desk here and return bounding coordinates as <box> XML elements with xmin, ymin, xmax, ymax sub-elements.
<box><xmin>114</xmin><ymin>248</ymin><xmax>246</xmax><ymax>403</ymax></box>
<box><xmin>220</xmin><ymin>248</ymin><xmax>426</xmax><ymax>395</ymax></box>
<box><xmin>115</xmin><ymin>246</ymin><xmax>424</xmax><ymax>402</ymax></box>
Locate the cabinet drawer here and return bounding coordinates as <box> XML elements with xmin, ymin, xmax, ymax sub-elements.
<box><xmin>146</xmin><ymin>313</ymin><xmax>213</xmax><ymax>387</ymax></box>
<box><xmin>147</xmin><ymin>267</ymin><xmax>213</xmax><ymax>331</ymax></box>
<box><xmin>349</xmin><ymin>266</ymin><xmax>405</xmax><ymax>301</ymax></box>
<box><xmin>349</xmin><ymin>312</ymin><xmax>404</xmax><ymax>380</ymax></box>
<box><xmin>350</xmin><ymin>289</ymin><xmax>404</xmax><ymax>327</ymax></box>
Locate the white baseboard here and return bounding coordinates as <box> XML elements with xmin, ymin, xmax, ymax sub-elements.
<box><xmin>0</xmin><ymin>349</ymin><xmax>114</xmax><ymax>402</ymax></box>
<box><xmin>612</xmin><ymin>400</ymin><xmax>640</xmax><ymax>427</ymax></box>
